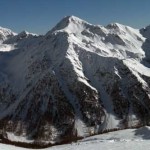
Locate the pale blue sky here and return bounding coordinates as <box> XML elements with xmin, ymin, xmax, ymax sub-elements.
<box><xmin>0</xmin><ymin>0</ymin><xmax>149</xmax><ymax>34</ymax></box>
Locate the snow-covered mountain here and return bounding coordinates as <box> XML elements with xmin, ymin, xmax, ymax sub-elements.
<box><xmin>0</xmin><ymin>16</ymin><xmax>150</xmax><ymax>147</ymax></box>
<box><xmin>0</xmin><ymin>26</ymin><xmax>16</xmax><ymax>42</ymax></box>
<box><xmin>0</xmin><ymin>27</ymin><xmax>17</xmax><ymax>51</ymax></box>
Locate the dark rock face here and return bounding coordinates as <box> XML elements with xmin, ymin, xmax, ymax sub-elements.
<box><xmin>0</xmin><ymin>16</ymin><xmax>150</xmax><ymax>147</ymax></box>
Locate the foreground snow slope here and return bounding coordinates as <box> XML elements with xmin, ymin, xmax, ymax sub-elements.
<box><xmin>1</xmin><ymin>126</ymin><xmax>150</xmax><ymax>150</ymax></box>
<box><xmin>0</xmin><ymin>16</ymin><xmax>150</xmax><ymax>146</ymax></box>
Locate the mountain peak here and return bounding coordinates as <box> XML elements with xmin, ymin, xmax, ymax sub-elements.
<box><xmin>106</xmin><ymin>22</ymin><xmax>128</xmax><ymax>30</ymax></box>
<box><xmin>140</xmin><ymin>25</ymin><xmax>150</xmax><ymax>38</ymax></box>
<box><xmin>19</xmin><ymin>30</ymin><xmax>30</xmax><ymax>35</ymax></box>
<box><xmin>0</xmin><ymin>26</ymin><xmax>16</xmax><ymax>42</ymax></box>
<box><xmin>48</xmin><ymin>15</ymin><xmax>90</xmax><ymax>35</ymax></box>
<box><xmin>63</xmin><ymin>15</ymin><xmax>86</xmax><ymax>23</ymax></box>
<box><xmin>18</xmin><ymin>30</ymin><xmax>38</xmax><ymax>37</ymax></box>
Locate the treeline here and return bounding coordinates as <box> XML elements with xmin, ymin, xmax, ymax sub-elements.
<box><xmin>0</xmin><ymin>124</ymin><xmax>147</xmax><ymax>149</ymax></box>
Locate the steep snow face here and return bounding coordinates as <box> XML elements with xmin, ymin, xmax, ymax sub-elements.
<box><xmin>0</xmin><ymin>16</ymin><xmax>150</xmax><ymax>147</ymax></box>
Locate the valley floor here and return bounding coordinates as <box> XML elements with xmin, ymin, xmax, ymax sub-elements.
<box><xmin>1</xmin><ymin>126</ymin><xmax>150</xmax><ymax>150</ymax></box>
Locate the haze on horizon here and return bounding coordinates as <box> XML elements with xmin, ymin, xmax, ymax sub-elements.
<box><xmin>0</xmin><ymin>0</ymin><xmax>149</xmax><ymax>34</ymax></box>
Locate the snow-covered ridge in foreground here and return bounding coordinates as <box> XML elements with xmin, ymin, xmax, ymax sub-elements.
<box><xmin>1</xmin><ymin>126</ymin><xmax>150</xmax><ymax>150</ymax></box>
<box><xmin>0</xmin><ymin>16</ymin><xmax>150</xmax><ymax>147</ymax></box>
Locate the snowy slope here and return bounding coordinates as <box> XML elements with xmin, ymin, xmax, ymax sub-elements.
<box><xmin>0</xmin><ymin>16</ymin><xmax>150</xmax><ymax>147</ymax></box>
<box><xmin>1</xmin><ymin>126</ymin><xmax>150</xmax><ymax>150</ymax></box>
